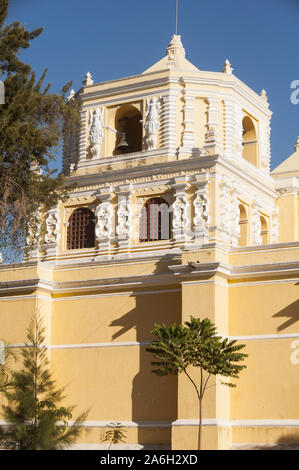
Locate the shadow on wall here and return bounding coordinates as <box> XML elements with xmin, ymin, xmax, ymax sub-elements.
<box><xmin>109</xmin><ymin>254</ymin><xmax>181</xmax><ymax>447</ymax></box>
<box><xmin>273</xmin><ymin>298</ymin><xmax>299</xmax><ymax>332</ymax></box>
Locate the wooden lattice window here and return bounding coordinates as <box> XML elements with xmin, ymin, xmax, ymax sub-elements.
<box><xmin>139</xmin><ymin>198</ymin><xmax>170</xmax><ymax>242</ymax></box>
<box><xmin>67</xmin><ymin>208</ymin><xmax>95</xmax><ymax>250</ymax></box>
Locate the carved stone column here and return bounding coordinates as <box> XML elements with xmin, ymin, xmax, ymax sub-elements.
<box><xmin>95</xmin><ymin>188</ymin><xmax>114</xmax><ymax>254</ymax></box>
<box><xmin>115</xmin><ymin>184</ymin><xmax>133</xmax><ymax>252</ymax></box>
<box><xmin>171</xmin><ymin>177</ymin><xmax>190</xmax><ymax>243</ymax></box>
<box><xmin>193</xmin><ymin>179</ymin><xmax>210</xmax><ymax>245</ymax></box>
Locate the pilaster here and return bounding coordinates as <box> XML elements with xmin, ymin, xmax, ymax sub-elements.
<box><xmin>95</xmin><ymin>187</ymin><xmax>114</xmax><ymax>257</ymax></box>
<box><xmin>78</xmin><ymin>109</ymin><xmax>88</xmax><ymax>162</ymax></box>
<box><xmin>171</xmin><ymin>176</ymin><xmax>190</xmax><ymax>243</ymax></box>
<box><xmin>160</xmin><ymin>92</ymin><xmax>177</xmax><ymax>155</ymax></box>
<box><xmin>115</xmin><ymin>184</ymin><xmax>133</xmax><ymax>253</ymax></box>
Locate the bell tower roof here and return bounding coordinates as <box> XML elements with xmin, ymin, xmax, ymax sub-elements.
<box><xmin>142</xmin><ymin>34</ymin><xmax>200</xmax><ymax>74</ymax></box>
<box><xmin>272</xmin><ymin>136</ymin><xmax>299</xmax><ymax>176</ymax></box>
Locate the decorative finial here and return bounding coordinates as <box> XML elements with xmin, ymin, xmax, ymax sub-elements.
<box><xmin>83</xmin><ymin>72</ymin><xmax>94</xmax><ymax>86</ymax></box>
<box><xmin>260</xmin><ymin>89</ymin><xmax>268</xmax><ymax>102</ymax></box>
<box><xmin>67</xmin><ymin>89</ymin><xmax>75</xmax><ymax>102</ymax></box>
<box><xmin>295</xmin><ymin>136</ymin><xmax>299</xmax><ymax>152</ymax></box>
<box><xmin>166</xmin><ymin>34</ymin><xmax>185</xmax><ymax>62</ymax></box>
<box><xmin>222</xmin><ymin>59</ymin><xmax>233</xmax><ymax>75</ymax></box>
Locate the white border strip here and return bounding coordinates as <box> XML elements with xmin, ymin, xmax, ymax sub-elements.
<box><xmin>7</xmin><ymin>333</ymin><xmax>299</xmax><ymax>351</ymax></box>
<box><xmin>2</xmin><ymin>419</ymin><xmax>299</xmax><ymax>428</ymax></box>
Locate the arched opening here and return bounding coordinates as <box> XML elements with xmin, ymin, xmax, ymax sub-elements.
<box><xmin>239</xmin><ymin>204</ymin><xmax>248</xmax><ymax>247</ymax></box>
<box><xmin>67</xmin><ymin>208</ymin><xmax>95</xmax><ymax>250</ymax></box>
<box><xmin>114</xmin><ymin>105</ymin><xmax>142</xmax><ymax>155</ymax></box>
<box><xmin>139</xmin><ymin>198</ymin><xmax>170</xmax><ymax>242</ymax></box>
<box><xmin>242</xmin><ymin>116</ymin><xmax>258</xmax><ymax>166</ymax></box>
<box><xmin>260</xmin><ymin>215</ymin><xmax>268</xmax><ymax>245</ymax></box>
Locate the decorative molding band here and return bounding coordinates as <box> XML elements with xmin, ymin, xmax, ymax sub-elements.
<box><xmin>8</xmin><ymin>333</ymin><xmax>299</xmax><ymax>351</ymax></box>
<box><xmin>172</xmin><ymin>419</ymin><xmax>299</xmax><ymax>428</ymax></box>
<box><xmin>2</xmin><ymin>418</ymin><xmax>298</xmax><ymax>429</ymax></box>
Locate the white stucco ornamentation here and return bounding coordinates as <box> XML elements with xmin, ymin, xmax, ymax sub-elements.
<box><xmin>145</xmin><ymin>97</ymin><xmax>161</xmax><ymax>150</ymax></box>
<box><xmin>251</xmin><ymin>202</ymin><xmax>263</xmax><ymax>246</ymax></box>
<box><xmin>219</xmin><ymin>177</ymin><xmax>232</xmax><ymax>244</ymax></box>
<box><xmin>89</xmin><ymin>108</ymin><xmax>104</xmax><ymax>159</ymax></box>
<box><xmin>230</xmin><ymin>188</ymin><xmax>241</xmax><ymax>247</ymax></box>
<box><xmin>45</xmin><ymin>210</ymin><xmax>59</xmax><ymax>244</ymax></box>
<box><xmin>222</xmin><ymin>59</ymin><xmax>233</xmax><ymax>75</ymax></box>
<box><xmin>260</xmin><ymin>121</ymin><xmax>271</xmax><ymax>172</ymax></box>
<box><xmin>271</xmin><ymin>207</ymin><xmax>279</xmax><ymax>243</ymax></box>
<box><xmin>172</xmin><ymin>195</ymin><xmax>189</xmax><ymax>242</ymax></box>
<box><xmin>95</xmin><ymin>202</ymin><xmax>113</xmax><ymax>239</ymax></box>
<box><xmin>193</xmin><ymin>192</ymin><xmax>209</xmax><ymax>228</ymax></box>
<box><xmin>193</xmin><ymin>183</ymin><xmax>209</xmax><ymax>244</ymax></box>
<box><xmin>116</xmin><ymin>199</ymin><xmax>132</xmax><ymax>237</ymax></box>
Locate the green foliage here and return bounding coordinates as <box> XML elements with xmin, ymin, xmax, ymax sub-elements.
<box><xmin>0</xmin><ymin>342</ymin><xmax>16</xmax><ymax>393</ymax></box>
<box><xmin>0</xmin><ymin>0</ymin><xmax>79</xmax><ymax>257</ymax></box>
<box><xmin>102</xmin><ymin>422</ymin><xmax>127</xmax><ymax>450</ymax></box>
<box><xmin>0</xmin><ymin>314</ymin><xmax>87</xmax><ymax>450</ymax></box>
<box><xmin>146</xmin><ymin>316</ymin><xmax>247</xmax><ymax>449</ymax></box>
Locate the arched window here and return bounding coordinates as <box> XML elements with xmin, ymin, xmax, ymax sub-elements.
<box><xmin>242</xmin><ymin>116</ymin><xmax>258</xmax><ymax>166</ymax></box>
<box><xmin>114</xmin><ymin>105</ymin><xmax>142</xmax><ymax>155</ymax></box>
<box><xmin>239</xmin><ymin>204</ymin><xmax>248</xmax><ymax>247</ymax></box>
<box><xmin>67</xmin><ymin>208</ymin><xmax>95</xmax><ymax>250</ymax></box>
<box><xmin>139</xmin><ymin>198</ymin><xmax>170</xmax><ymax>242</ymax></box>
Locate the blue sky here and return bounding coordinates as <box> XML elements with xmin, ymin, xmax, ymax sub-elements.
<box><xmin>6</xmin><ymin>0</ymin><xmax>299</xmax><ymax>170</ymax></box>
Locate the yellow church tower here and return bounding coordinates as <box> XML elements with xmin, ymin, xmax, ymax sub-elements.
<box><xmin>1</xmin><ymin>35</ymin><xmax>299</xmax><ymax>450</ymax></box>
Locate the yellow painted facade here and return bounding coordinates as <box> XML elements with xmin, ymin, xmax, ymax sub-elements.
<box><xmin>1</xmin><ymin>35</ymin><xmax>299</xmax><ymax>450</ymax></box>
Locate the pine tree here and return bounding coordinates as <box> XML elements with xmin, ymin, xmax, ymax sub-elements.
<box><xmin>0</xmin><ymin>341</ymin><xmax>15</xmax><ymax>393</ymax></box>
<box><xmin>146</xmin><ymin>316</ymin><xmax>247</xmax><ymax>450</ymax></box>
<box><xmin>0</xmin><ymin>314</ymin><xmax>87</xmax><ymax>450</ymax></box>
<box><xmin>0</xmin><ymin>0</ymin><xmax>79</xmax><ymax>259</ymax></box>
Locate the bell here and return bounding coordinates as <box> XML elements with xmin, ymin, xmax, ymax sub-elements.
<box><xmin>116</xmin><ymin>132</ymin><xmax>132</xmax><ymax>153</ymax></box>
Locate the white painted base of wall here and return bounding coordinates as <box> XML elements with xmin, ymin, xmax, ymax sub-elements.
<box><xmin>68</xmin><ymin>444</ymin><xmax>170</xmax><ymax>450</ymax></box>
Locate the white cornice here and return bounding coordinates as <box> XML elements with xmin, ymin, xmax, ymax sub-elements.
<box><xmin>2</xmin><ymin>259</ymin><xmax>299</xmax><ymax>296</ymax></box>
